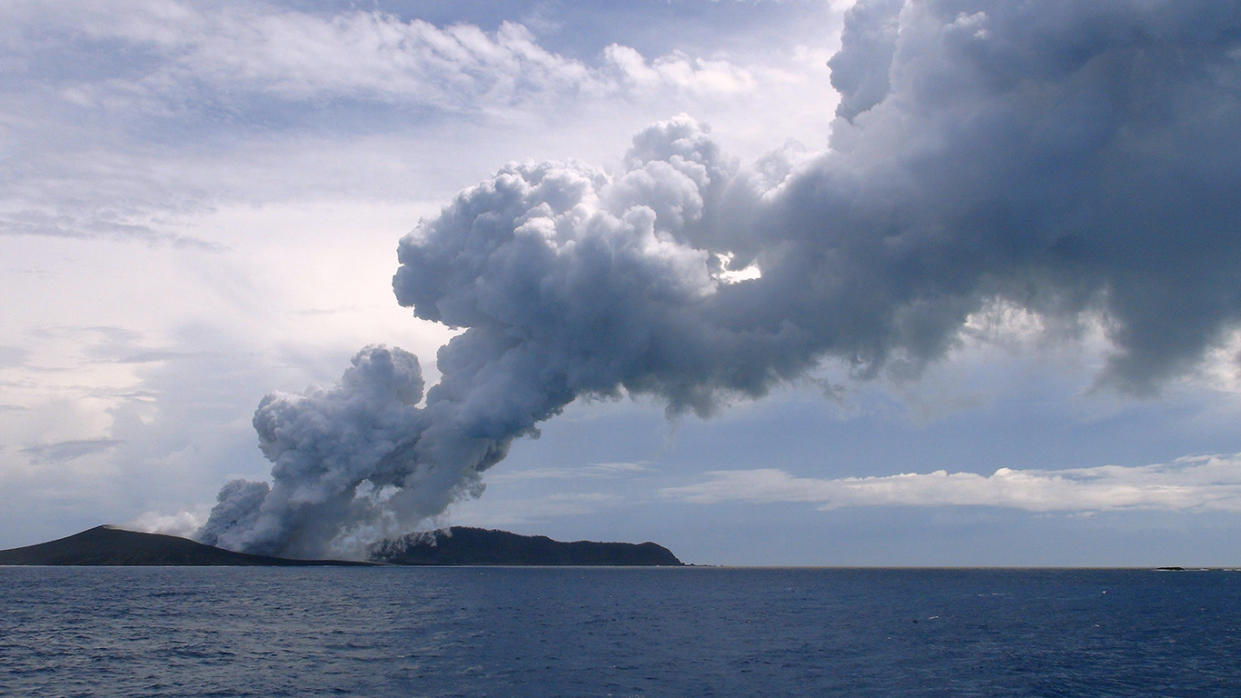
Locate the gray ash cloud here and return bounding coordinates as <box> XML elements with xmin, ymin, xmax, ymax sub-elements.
<box><xmin>200</xmin><ymin>0</ymin><xmax>1241</xmax><ymax>557</ymax></box>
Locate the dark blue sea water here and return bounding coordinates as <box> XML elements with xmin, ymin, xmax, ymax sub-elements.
<box><xmin>2</xmin><ymin>567</ymin><xmax>1240</xmax><ymax>696</ymax></box>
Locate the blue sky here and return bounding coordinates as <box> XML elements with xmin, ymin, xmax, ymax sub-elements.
<box><xmin>3</xmin><ymin>0</ymin><xmax>1241</xmax><ymax>565</ymax></box>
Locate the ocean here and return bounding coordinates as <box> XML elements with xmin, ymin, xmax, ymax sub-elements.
<box><xmin>2</xmin><ymin>567</ymin><xmax>1239</xmax><ymax>696</ymax></box>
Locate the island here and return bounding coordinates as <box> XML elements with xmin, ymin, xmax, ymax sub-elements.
<box><xmin>372</xmin><ymin>526</ymin><xmax>683</xmax><ymax>566</ymax></box>
<box><xmin>0</xmin><ymin>525</ymin><xmax>683</xmax><ymax>566</ymax></box>
<box><xmin>0</xmin><ymin>525</ymin><xmax>368</xmax><ymax>566</ymax></box>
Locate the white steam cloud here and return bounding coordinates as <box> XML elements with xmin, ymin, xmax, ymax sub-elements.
<box><xmin>201</xmin><ymin>0</ymin><xmax>1241</xmax><ymax>557</ymax></box>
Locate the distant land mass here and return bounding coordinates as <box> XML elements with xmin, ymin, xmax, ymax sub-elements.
<box><xmin>0</xmin><ymin>525</ymin><xmax>683</xmax><ymax>566</ymax></box>
<box><xmin>0</xmin><ymin>526</ymin><xmax>368</xmax><ymax>566</ymax></box>
<box><xmin>373</xmin><ymin>526</ymin><xmax>683</xmax><ymax>566</ymax></box>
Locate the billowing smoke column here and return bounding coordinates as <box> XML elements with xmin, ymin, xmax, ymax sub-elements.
<box><xmin>198</xmin><ymin>346</ymin><xmax>430</xmax><ymax>555</ymax></box>
<box><xmin>201</xmin><ymin>0</ymin><xmax>1241</xmax><ymax>558</ymax></box>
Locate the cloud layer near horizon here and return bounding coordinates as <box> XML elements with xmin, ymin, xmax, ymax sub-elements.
<box><xmin>661</xmin><ymin>454</ymin><xmax>1241</xmax><ymax>513</ymax></box>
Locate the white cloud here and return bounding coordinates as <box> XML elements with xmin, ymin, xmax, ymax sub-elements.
<box><xmin>1</xmin><ymin>2</ymin><xmax>838</xmax><ymax>248</ymax></box>
<box><xmin>126</xmin><ymin>506</ymin><xmax>206</xmax><ymax>538</ymax></box>
<box><xmin>10</xmin><ymin>2</ymin><xmax>769</xmax><ymax>114</ymax></box>
<box><xmin>603</xmin><ymin>45</ymin><xmax>759</xmax><ymax>96</ymax></box>
<box><xmin>661</xmin><ymin>453</ymin><xmax>1241</xmax><ymax>513</ymax></box>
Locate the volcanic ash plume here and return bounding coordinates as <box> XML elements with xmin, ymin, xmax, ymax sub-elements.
<box><xmin>200</xmin><ymin>0</ymin><xmax>1241</xmax><ymax>558</ymax></box>
<box><xmin>197</xmin><ymin>346</ymin><xmax>430</xmax><ymax>556</ymax></box>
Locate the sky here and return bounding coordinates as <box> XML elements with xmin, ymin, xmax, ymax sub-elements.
<box><xmin>3</xmin><ymin>0</ymin><xmax>1241</xmax><ymax>565</ymax></box>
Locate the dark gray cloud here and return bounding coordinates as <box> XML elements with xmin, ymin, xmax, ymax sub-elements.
<box><xmin>202</xmin><ymin>0</ymin><xmax>1241</xmax><ymax>557</ymax></box>
<box><xmin>810</xmin><ymin>0</ymin><xmax>1241</xmax><ymax>392</ymax></box>
<box><xmin>827</xmin><ymin>0</ymin><xmax>902</xmax><ymax>121</ymax></box>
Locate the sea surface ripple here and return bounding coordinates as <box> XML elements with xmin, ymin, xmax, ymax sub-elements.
<box><xmin>2</xmin><ymin>567</ymin><xmax>1240</xmax><ymax>696</ymax></box>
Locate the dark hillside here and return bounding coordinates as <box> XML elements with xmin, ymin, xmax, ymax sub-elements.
<box><xmin>0</xmin><ymin>526</ymin><xmax>368</xmax><ymax>566</ymax></box>
<box><xmin>373</xmin><ymin>526</ymin><xmax>683</xmax><ymax>566</ymax></box>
